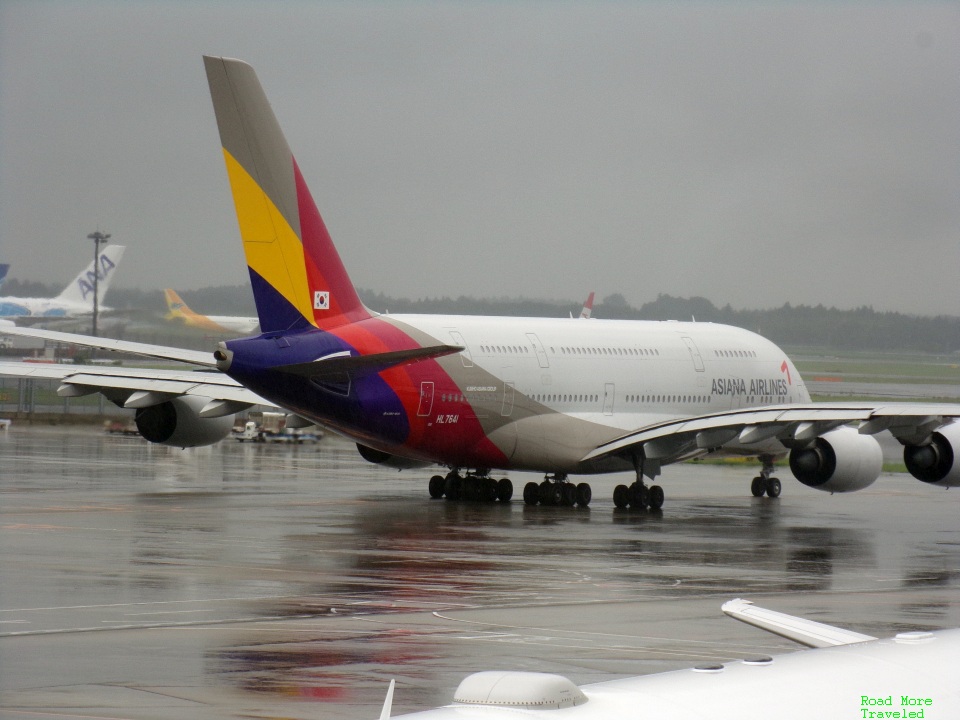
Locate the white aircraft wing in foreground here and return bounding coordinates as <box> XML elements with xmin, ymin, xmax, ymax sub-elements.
<box><xmin>381</xmin><ymin>599</ymin><xmax>958</xmax><ymax>719</ymax></box>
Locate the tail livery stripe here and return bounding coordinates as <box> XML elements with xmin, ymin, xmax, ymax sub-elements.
<box><xmin>221</xmin><ymin>149</ymin><xmax>315</xmax><ymax>329</ymax></box>
<box><xmin>205</xmin><ymin>55</ymin><xmax>369</xmax><ymax>333</ymax></box>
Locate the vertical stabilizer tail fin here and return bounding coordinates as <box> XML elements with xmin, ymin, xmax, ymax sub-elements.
<box><xmin>0</xmin><ymin>264</ymin><xmax>10</xmax><ymax>291</ymax></box>
<box><xmin>203</xmin><ymin>56</ymin><xmax>370</xmax><ymax>334</ymax></box>
<box><xmin>55</xmin><ymin>245</ymin><xmax>126</xmax><ymax>307</ymax></box>
<box><xmin>164</xmin><ymin>289</ymin><xmax>193</xmax><ymax>320</ymax></box>
<box><xmin>579</xmin><ymin>291</ymin><xmax>595</xmax><ymax>319</ymax></box>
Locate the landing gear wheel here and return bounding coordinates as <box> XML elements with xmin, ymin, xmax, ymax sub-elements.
<box><xmin>648</xmin><ymin>485</ymin><xmax>664</xmax><ymax>510</ymax></box>
<box><xmin>628</xmin><ymin>482</ymin><xmax>649</xmax><ymax>509</ymax></box>
<box><xmin>523</xmin><ymin>481</ymin><xmax>540</xmax><ymax>506</ymax></box>
<box><xmin>540</xmin><ymin>482</ymin><xmax>564</xmax><ymax>506</ymax></box>
<box><xmin>561</xmin><ymin>483</ymin><xmax>577</xmax><ymax>507</ymax></box>
<box><xmin>575</xmin><ymin>483</ymin><xmax>592</xmax><ymax>507</ymax></box>
<box><xmin>444</xmin><ymin>475</ymin><xmax>462</xmax><ymax>501</ymax></box>
<box><xmin>613</xmin><ymin>484</ymin><xmax>630</xmax><ymax>509</ymax></box>
<box><xmin>496</xmin><ymin>478</ymin><xmax>513</xmax><ymax>502</ymax></box>
<box><xmin>428</xmin><ymin>475</ymin><xmax>445</xmax><ymax>499</ymax></box>
<box><xmin>481</xmin><ymin>477</ymin><xmax>498</xmax><ymax>502</ymax></box>
<box><xmin>750</xmin><ymin>476</ymin><xmax>766</xmax><ymax>497</ymax></box>
<box><xmin>765</xmin><ymin>477</ymin><xmax>781</xmax><ymax>498</ymax></box>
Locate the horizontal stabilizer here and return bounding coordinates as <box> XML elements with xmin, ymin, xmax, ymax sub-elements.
<box><xmin>722</xmin><ymin>598</ymin><xmax>876</xmax><ymax>648</ymax></box>
<box><xmin>276</xmin><ymin>345</ymin><xmax>464</xmax><ymax>379</ymax></box>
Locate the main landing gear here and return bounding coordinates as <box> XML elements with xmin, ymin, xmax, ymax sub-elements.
<box><xmin>429</xmin><ymin>469</ymin><xmax>513</xmax><ymax>503</ymax></box>
<box><xmin>522</xmin><ymin>474</ymin><xmax>592</xmax><ymax>507</ymax></box>
<box><xmin>613</xmin><ymin>452</ymin><xmax>665</xmax><ymax>510</ymax></box>
<box><xmin>750</xmin><ymin>456</ymin><xmax>782</xmax><ymax>498</ymax></box>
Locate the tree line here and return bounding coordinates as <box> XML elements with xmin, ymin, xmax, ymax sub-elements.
<box><xmin>4</xmin><ymin>279</ymin><xmax>958</xmax><ymax>353</ymax></box>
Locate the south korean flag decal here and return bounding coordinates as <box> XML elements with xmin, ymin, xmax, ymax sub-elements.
<box><xmin>313</xmin><ymin>290</ymin><xmax>330</xmax><ymax>311</ymax></box>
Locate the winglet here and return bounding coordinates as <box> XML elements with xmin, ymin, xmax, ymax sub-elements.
<box><xmin>379</xmin><ymin>679</ymin><xmax>396</xmax><ymax>720</ymax></box>
<box><xmin>722</xmin><ymin>598</ymin><xmax>876</xmax><ymax>648</ymax></box>
<box><xmin>203</xmin><ymin>56</ymin><xmax>371</xmax><ymax>334</ymax></box>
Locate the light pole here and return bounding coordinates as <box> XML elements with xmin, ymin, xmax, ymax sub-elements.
<box><xmin>87</xmin><ymin>231</ymin><xmax>110</xmax><ymax>337</ymax></box>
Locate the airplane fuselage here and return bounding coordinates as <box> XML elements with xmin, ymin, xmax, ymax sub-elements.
<box><xmin>222</xmin><ymin>315</ymin><xmax>808</xmax><ymax>474</ymax></box>
<box><xmin>0</xmin><ymin>297</ymin><xmax>102</xmax><ymax>319</ymax></box>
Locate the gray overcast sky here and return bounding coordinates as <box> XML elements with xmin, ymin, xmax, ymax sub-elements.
<box><xmin>1</xmin><ymin>1</ymin><xmax>958</xmax><ymax>316</ymax></box>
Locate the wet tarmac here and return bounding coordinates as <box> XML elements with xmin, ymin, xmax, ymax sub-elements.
<box><xmin>2</xmin><ymin>425</ymin><xmax>959</xmax><ymax>720</ymax></box>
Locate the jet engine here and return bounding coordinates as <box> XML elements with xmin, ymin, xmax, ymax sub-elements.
<box><xmin>903</xmin><ymin>423</ymin><xmax>960</xmax><ymax>488</ymax></box>
<box><xmin>134</xmin><ymin>396</ymin><xmax>234</xmax><ymax>448</ymax></box>
<box><xmin>788</xmin><ymin>426</ymin><xmax>882</xmax><ymax>492</ymax></box>
<box><xmin>356</xmin><ymin>443</ymin><xmax>432</xmax><ymax>470</ymax></box>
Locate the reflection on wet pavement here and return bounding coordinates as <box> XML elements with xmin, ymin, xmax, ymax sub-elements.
<box><xmin>1</xmin><ymin>426</ymin><xmax>959</xmax><ymax>719</ymax></box>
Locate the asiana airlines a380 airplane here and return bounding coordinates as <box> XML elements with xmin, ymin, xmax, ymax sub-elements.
<box><xmin>3</xmin><ymin>57</ymin><xmax>960</xmax><ymax>509</ymax></box>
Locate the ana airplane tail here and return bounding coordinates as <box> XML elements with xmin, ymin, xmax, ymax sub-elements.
<box><xmin>54</xmin><ymin>245</ymin><xmax>126</xmax><ymax>307</ymax></box>
<box><xmin>203</xmin><ymin>56</ymin><xmax>371</xmax><ymax>334</ymax></box>
<box><xmin>0</xmin><ymin>264</ymin><xmax>9</xmax><ymax>290</ymax></box>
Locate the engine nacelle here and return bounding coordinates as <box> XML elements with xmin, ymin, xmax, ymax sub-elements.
<box><xmin>903</xmin><ymin>422</ymin><xmax>960</xmax><ymax>487</ymax></box>
<box><xmin>356</xmin><ymin>443</ymin><xmax>432</xmax><ymax>470</ymax></box>
<box><xmin>134</xmin><ymin>396</ymin><xmax>234</xmax><ymax>448</ymax></box>
<box><xmin>789</xmin><ymin>426</ymin><xmax>882</xmax><ymax>493</ymax></box>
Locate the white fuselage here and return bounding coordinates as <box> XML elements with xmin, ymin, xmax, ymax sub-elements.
<box><xmin>363</xmin><ymin>314</ymin><xmax>810</xmax><ymax>472</ymax></box>
<box><xmin>0</xmin><ymin>297</ymin><xmax>103</xmax><ymax>319</ymax></box>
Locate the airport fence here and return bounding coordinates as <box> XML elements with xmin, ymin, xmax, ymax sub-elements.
<box><xmin>0</xmin><ymin>377</ymin><xmax>116</xmax><ymax>420</ymax></box>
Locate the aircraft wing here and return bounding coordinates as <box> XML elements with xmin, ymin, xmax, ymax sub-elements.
<box><xmin>721</xmin><ymin>598</ymin><xmax>876</xmax><ymax>648</ymax></box>
<box><xmin>0</xmin><ymin>361</ymin><xmax>272</xmax><ymax>415</ymax></box>
<box><xmin>581</xmin><ymin>401</ymin><xmax>960</xmax><ymax>465</ymax></box>
<box><xmin>0</xmin><ymin>325</ymin><xmax>215</xmax><ymax>367</ymax></box>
